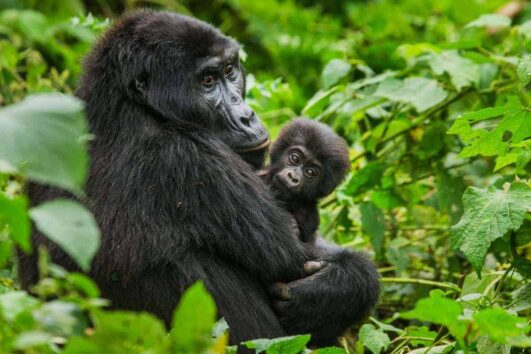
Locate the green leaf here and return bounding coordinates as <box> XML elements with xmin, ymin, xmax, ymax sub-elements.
<box><xmin>322</xmin><ymin>59</ymin><xmax>351</xmax><ymax>89</ymax></box>
<box><xmin>473</xmin><ymin>308</ymin><xmax>528</xmax><ymax>343</ymax></box>
<box><xmin>360</xmin><ymin>202</ymin><xmax>385</xmax><ymax>258</ymax></box>
<box><xmin>13</xmin><ymin>331</ymin><xmax>53</xmax><ymax>350</ymax></box>
<box><xmin>451</xmin><ymin>182</ymin><xmax>531</xmax><ymax>274</ymax></box>
<box><xmin>375</xmin><ymin>77</ymin><xmax>448</xmax><ymax>112</ymax></box>
<box><xmin>405</xmin><ymin>326</ymin><xmax>437</xmax><ymax>347</ymax></box>
<box><xmin>402</xmin><ymin>292</ymin><xmax>467</xmax><ymax>341</ymax></box>
<box><xmin>0</xmin><ymin>291</ymin><xmax>38</xmax><ymax>322</ymax></box>
<box><xmin>0</xmin><ymin>40</ymin><xmax>18</xmax><ymax>70</ymax></box>
<box><xmin>466</xmin><ymin>14</ymin><xmax>511</xmax><ymax>29</ymax></box>
<box><xmin>448</xmin><ymin>97</ymin><xmax>531</xmax><ymax>162</ymax></box>
<box><xmin>243</xmin><ymin>334</ymin><xmax>310</xmax><ymax>354</ymax></box>
<box><xmin>29</xmin><ymin>199</ymin><xmax>100</xmax><ymax>271</ymax></box>
<box><xmin>64</xmin><ymin>311</ymin><xmax>167</xmax><ymax>354</ymax></box>
<box><xmin>0</xmin><ymin>94</ymin><xmax>89</xmax><ymax>195</ymax></box>
<box><xmin>339</xmin><ymin>162</ymin><xmax>385</xmax><ymax>198</ymax></box>
<box><xmin>517</xmin><ymin>55</ymin><xmax>530</xmax><ymax>86</ymax></box>
<box><xmin>302</xmin><ymin>87</ymin><xmax>339</xmax><ymax>117</ymax></box>
<box><xmin>172</xmin><ymin>281</ymin><xmax>217</xmax><ymax>353</ymax></box>
<box><xmin>0</xmin><ymin>195</ymin><xmax>30</xmax><ymax>252</ymax></box>
<box><xmin>428</xmin><ymin>51</ymin><xmax>480</xmax><ymax>91</ymax></box>
<box><xmin>359</xmin><ymin>324</ymin><xmax>390</xmax><ymax>354</ymax></box>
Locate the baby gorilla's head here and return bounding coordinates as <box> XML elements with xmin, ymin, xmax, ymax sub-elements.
<box><xmin>267</xmin><ymin>118</ymin><xmax>350</xmax><ymax>202</ymax></box>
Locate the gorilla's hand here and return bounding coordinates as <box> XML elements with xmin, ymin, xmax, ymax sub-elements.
<box><xmin>271</xmin><ymin>247</ymin><xmax>380</xmax><ymax>346</ymax></box>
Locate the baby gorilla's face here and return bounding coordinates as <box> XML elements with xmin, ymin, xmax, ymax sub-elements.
<box><xmin>271</xmin><ymin>145</ymin><xmax>323</xmax><ymax>201</ymax></box>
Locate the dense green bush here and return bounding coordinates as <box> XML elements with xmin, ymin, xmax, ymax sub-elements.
<box><xmin>0</xmin><ymin>1</ymin><xmax>529</xmax><ymax>353</ymax></box>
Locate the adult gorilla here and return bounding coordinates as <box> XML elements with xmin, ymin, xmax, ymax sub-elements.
<box><xmin>19</xmin><ymin>11</ymin><xmax>379</xmax><ymax>346</ymax></box>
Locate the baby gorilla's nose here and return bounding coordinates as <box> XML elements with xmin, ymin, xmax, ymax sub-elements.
<box><xmin>287</xmin><ymin>170</ymin><xmax>300</xmax><ymax>185</ymax></box>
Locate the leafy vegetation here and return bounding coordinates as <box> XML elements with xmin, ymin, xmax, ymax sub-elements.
<box><xmin>0</xmin><ymin>0</ymin><xmax>530</xmax><ymax>353</ymax></box>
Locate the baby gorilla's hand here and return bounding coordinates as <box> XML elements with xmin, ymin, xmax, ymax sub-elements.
<box><xmin>270</xmin><ymin>260</ymin><xmax>328</xmax><ymax>300</ymax></box>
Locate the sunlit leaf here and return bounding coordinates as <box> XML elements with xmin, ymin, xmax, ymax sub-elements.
<box><xmin>375</xmin><ymin>77</ymin><xmax>447</xmax><ymax>112</ymax></box>
<box><xmin>450</xmin><ymin>182</ymin><xmax>531</xmax><ymax>274</ymax></box>
<box><xmin>172</xmin><ymin>281</ymin><xmax>217</xmax><ymax>353</ymax></box>
<box><xmin>0</xmin><ymin>94</ymin><xmax>88</xmax><ymax>195</ymax></box>
<box><xmin>402</xmin><ymin>292</ymin><xmax>467</xmax><ymax>342</ymax></box>
<box><xmin>0</xmin><ymin>195</ymin><xmax>30</xmax><ymax>252</ymax></box>
<box><xmin>359</xmin><ymin>324</ymin><xmax>390</xmax><ymax>354</ymax></box>
<box><xmin>473</xmin><ymin>308</ymin><xmax>528</xmax><ymax>343</ymax></box>
<box><xmin>29</xmin><ymin>199</ymin><xmax>100</xmax><ymax>271</ymax></box>
<box><xmin>466</xmin><ymin>14</ymin><xmax>511</xmax><ymax>28</ymax></box>
<box><xmin>244</xmin><ymin>334</ymin><xmax>310</xmax><ymax>354</ymax></box>
<box><xmin>321</xmin><ymin>59</ymin><xmax>351</xmax><ymax>89</ymax></box>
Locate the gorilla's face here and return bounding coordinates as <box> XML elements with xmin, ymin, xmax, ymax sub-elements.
<box><xmin>120</xmin><ymin>13</ymin><xmax>269</xmax><ymax>166</ymax></box>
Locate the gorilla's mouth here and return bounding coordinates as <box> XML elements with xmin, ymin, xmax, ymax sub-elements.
<box><xmin>235</xmin><ymin>138</ymin><xmax>271</xmax><ymax>153</ymax></box>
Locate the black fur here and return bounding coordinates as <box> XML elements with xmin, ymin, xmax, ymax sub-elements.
<box><xmin>261</xmin><ymin>118</ymin><xmax>350</xmax><ymax>243</ymax></box>
<box><xmin>18</xmin><ymin>10</ymin><xmax>379</xmax><ymax>348</ymax></box>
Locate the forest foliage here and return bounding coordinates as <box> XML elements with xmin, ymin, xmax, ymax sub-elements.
<box><xmin>0</xmin><ymin>0</ymin><xmax>530</xmax><ymax>353</ymax></box>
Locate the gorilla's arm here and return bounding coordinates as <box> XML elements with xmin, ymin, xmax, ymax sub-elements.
<box><xmin>272</xmin><ymin>237</ymin><xmax>380</xmax><ymax>345</ymax></box>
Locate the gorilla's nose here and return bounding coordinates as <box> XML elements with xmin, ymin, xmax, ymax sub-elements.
<box><xmin>240</xmin><ymin>109</ymin><xmax>255</xmax><ymax>128</ymax></box>
<box><xmin>287</xmin><ymin>170</ymin><xmax>300</xmax><ymax>185</ymax></box>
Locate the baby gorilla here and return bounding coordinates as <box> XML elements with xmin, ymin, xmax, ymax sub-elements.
<box><xmin>260</xmin><ymin>118</ymin><xmax>350</xmax><ymax>243</ymax></box>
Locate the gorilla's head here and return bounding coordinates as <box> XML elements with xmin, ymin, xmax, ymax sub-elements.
<box><xmin>80</xmin><ymin>10</ymin><xmax>269</xmax><ymax>168</ymax></box>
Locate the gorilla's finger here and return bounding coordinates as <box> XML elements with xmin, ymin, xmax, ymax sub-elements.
<box><xmin>304</xmin><ymin>260</ymin><xmax>328</xmax><ymax>275</ymax></box>
<box><xmin>271</xmin><ymin>282</ymin><xmax>292</xmax><ymax>300</ymax></box>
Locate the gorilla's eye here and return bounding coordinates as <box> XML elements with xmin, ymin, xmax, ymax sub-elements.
<box><xmin>289</xmin><ymin>153</ymin><xmax>301</xmax><ymax>165</ymax></box>
<box><xmin>202</xmin><ymin>75</ymin><xmax>216</xmax><ymax>88</ymax></box>
<box><xmin>224</xmin><ymin>64</ymin><xmax>234</xmax><ymax>75</ymax></box>
<box><xmin>304</xmin><ymin>167</ymin><xmax>318</xmax><ymax>178</ymax></box>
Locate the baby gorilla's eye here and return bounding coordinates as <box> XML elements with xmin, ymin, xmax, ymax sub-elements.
<box><xmin>304</xmin><ymin>167</ymin><xmax>318</xmax><ymax>178</ymax></box>
<box><xmin>202</xmin><ymin>75</ymin><xmax>216</xmax><ymax>87</ymax></box>
<box><xmin>289</xmin><ymin>153</ymin><xmax>301</xmax><ymax>165</ymax></box>
<box><xmin>224</xmin><ymin>64</ymin><xmax>234</xmax><ymax>75</ymax></box>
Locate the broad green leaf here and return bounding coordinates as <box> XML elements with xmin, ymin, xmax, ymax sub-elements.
<box><xmin>510</xmin><ymin>284</ymin><xmax>531</xmax><ymax>312</ymax></box>
<box><xmin>302</xmin><ymin>87</ymin><xmax>339</xmax><ymax>118</ymax></box>
<box><xmin>451</xmin><ymin>182</ymin><xmax>531</xmax><ymax>274</ymax></box>
<box><xmin>321</xmin><ymin>59</ymin><xmax>351</xmax><ymax>89</ymax></box>
<box><xmin>375</xmin><ymin>77</ymin><xmax>448</xmax><ymax>112</ymax></box>
<box><xmin>360</xmin><ymin>202</ymin><xmax>385</xmax><ymax>258</ymax></box>
<box><xmin>0</xmin><ymin>40</ymin><xmax>18</xmax><ymax>70</ymax></box>
<box><xmin>29</xmin><ymin>199</ymin><xmax>100</xmax><ymax>271</ymax></box>
<box><xmin>172</xmin><ymin>281</ymin><xmax>217</xmax><ymax>353</ymax></box>
<box><xmin>405</xmin><ymin>326</ymin><xmax>437</xmax><ymax>347</ymax></box>
<box><xmin>476</xmin><ymin>336</ymin><xmax>510</xmax><ymax>354</ymax></box>
<box><xmin>516</xmin><ymin>20</ymin><xmax>531</xmax><ymax>40</ymax></box>
<box><xmin>402</xmin><ymin>292</ymin><xmax>467</xmax><ymax>341</ymax></box>
<box><xmin>396</xmin><ymin>43</ymin><xmax>439</xmax><ymax>61</ymax></box>
<box><xmin>34</xmin><ymin>300</ymin><xmax>87</xmax><ymax>337</ymax></box>
<box><xmin>473</xmin><ymin>308</ymin><xmax>528</xmax><ymax>343</ymax></box>
<box><xmin>448</xmin><ymin>97</ymin><xmax>531</xmax><ymax>162</ymax></box>
<box><xmin>12</xmin><ymin>331</ymin><xmax>53</xmax><ymax>350</ymax></box>
<box><xmin>64</xmin><ymin>311</ymin><xmax>167</xmax><ymax>354</ymax></box>
<box><xmin>359</xmin><ymin>324</ymin><xmax>390</xmax><ymax>354</ymax></box>
<box><xmin>0</xmin><ymin>291</ymin><xmax>38</xmax><ymax>322</ymax></box>
<box><xmin>466</xmin><ymin>14</ymin><xmax>511</xmax><ymax>28</ymax></box>
<box><xmin>244</xmin><ymin>334</ymin><xmax>310</xmax><ymax>354</ymax></box>
<box><xmin>338</xmin><ymin>162</ymin><xmax>385</xmax><ymax>198</ymax></box>
<box><xmin>428</xmin><ymin>51</ymin><xmax>480</xmax><ymax>91</ymax></box>
<box><xmin>0</xmin><ymin>94</ymin><xmax>88</xmax><ymax>195</ymax></box>
<box><xmin>0</xmin><ymin>195</ymin><xmax>30</xmax><ymax>252</ymax></box>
